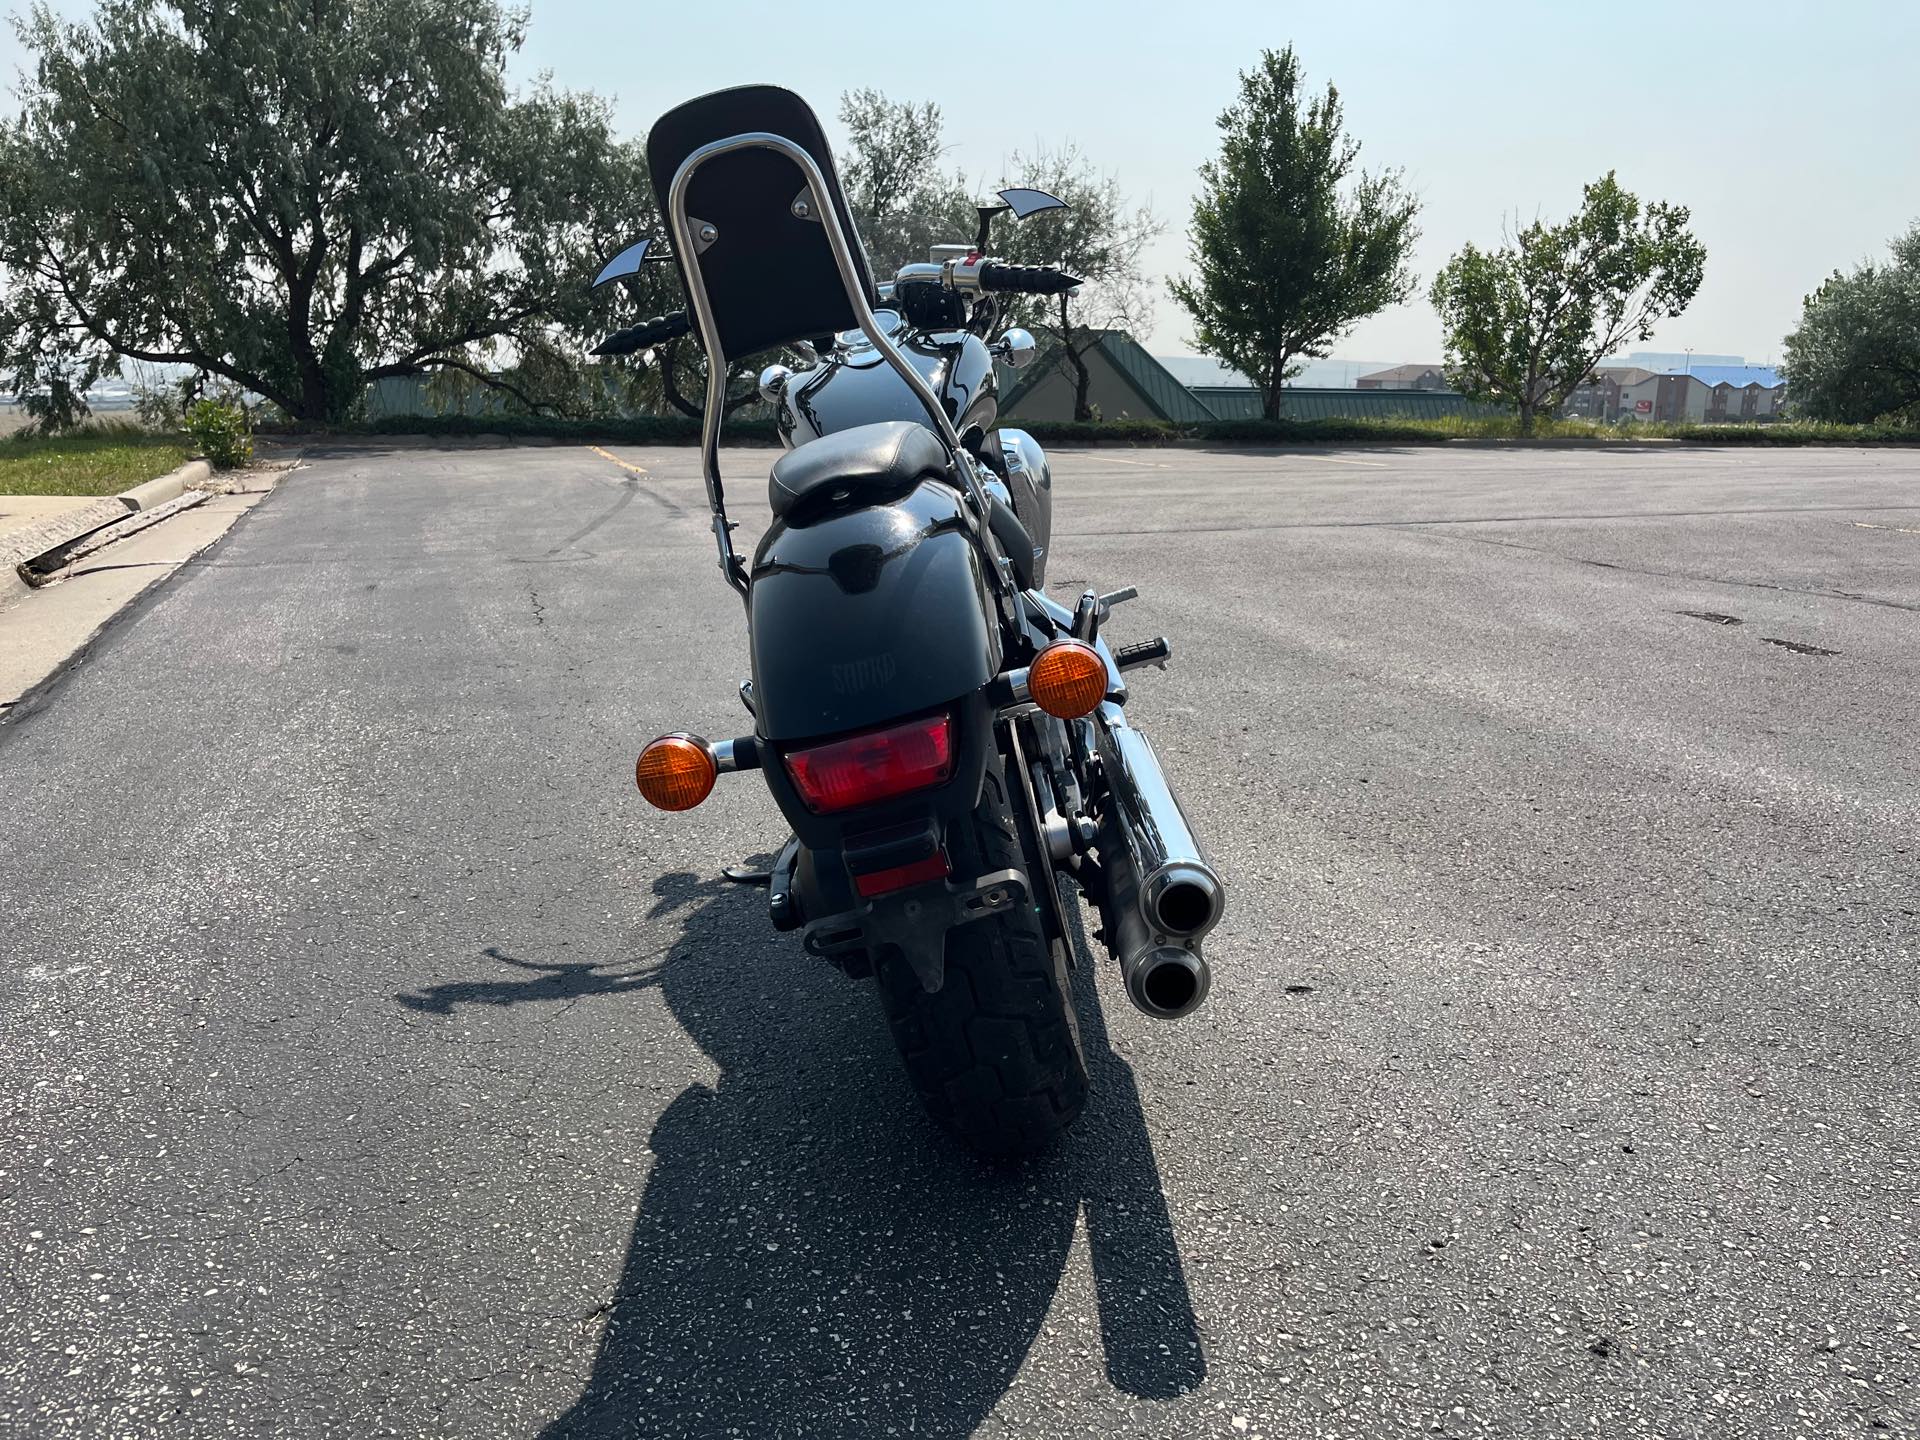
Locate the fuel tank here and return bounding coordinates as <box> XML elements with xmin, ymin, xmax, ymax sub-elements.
<box><xmin>778</xmin><ymin>314</ymin><xmax>999</xmax><ymax>448</ymax></box>
<box><xmin>749</xmin><ymin>477</ymin><xmax>1003</xmax><ymax>742</ymax></box>
<box><xmin>993</xmin><ymin>428</ymin><xmax>1053</xmax><ymax>589</ymax></box>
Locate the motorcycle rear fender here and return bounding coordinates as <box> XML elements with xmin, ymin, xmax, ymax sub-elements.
<box><xmin>748</xmin><ymin>478</ymin><xmax>1002</xmax><ymax>743</ymax></box>
<box><xmin>760</xmin><ymin>691</ymin><xmax>1000</xmax><ymax>919</ymax></box>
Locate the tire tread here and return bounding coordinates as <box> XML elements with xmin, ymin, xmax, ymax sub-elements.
<box><xmin>874</xmin><ymin>767</ymin><xmax>1089</xmax><ymax>1156</ymax></box>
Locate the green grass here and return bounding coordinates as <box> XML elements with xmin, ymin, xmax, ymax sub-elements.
<box><xmin>1027</xmin><ymin>414</ymin><xmax>1920</xmax><ymax>447</ymax></box>
<box><xmin>0</xmin><ymin>423</ymin><xmax>191</xmax><ymax>496</ymax></box>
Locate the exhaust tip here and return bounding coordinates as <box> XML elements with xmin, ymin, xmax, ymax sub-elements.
<box><xmin>1145</xmin><ymin>865</ymin><xmax>1221</xmax><ymax>939</ymax></box>
<box><xmin>1127</xmin><ymin>947</ymin><xmax>1210</xmax><ymax>1020</ymax></box>
<box><xmin>1154</xmin><ymin>879</ymin><xmax>1214</xmax><ymax>937</ymax></box>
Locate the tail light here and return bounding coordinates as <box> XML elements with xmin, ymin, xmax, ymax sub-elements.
<box><xmin>783</xmin><ymin>713</ymin><xmax>954</xmax><ymax>814</ymax></box>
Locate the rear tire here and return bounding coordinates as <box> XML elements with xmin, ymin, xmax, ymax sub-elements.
<box><xmin>873</xmin><ymin>761</ymin><xmax>1089</xmax><ymax>1157</ymax></box>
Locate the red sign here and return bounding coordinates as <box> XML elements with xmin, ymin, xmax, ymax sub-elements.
<box><xmin>1635</xmin><ymin>399</ymin><xmax>1652</xmax><ymax>413</ymax></box>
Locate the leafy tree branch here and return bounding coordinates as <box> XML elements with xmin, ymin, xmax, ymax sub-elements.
<box><xmin>1430</xmin><ymin>174</ymin><xmax>1706</xmax><ymax>434</ymax></box>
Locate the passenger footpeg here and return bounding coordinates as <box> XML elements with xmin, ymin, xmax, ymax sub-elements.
<box><xmin>1113</xmin><ymin>636</ymin><xmax>1171</xmax><ymax>672</ymax></box>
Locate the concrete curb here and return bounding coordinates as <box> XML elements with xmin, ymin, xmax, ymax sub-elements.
<box><xmin>4</xmin><ymin>457</ymin><xmax>211</xmax><ymax>604</ymax></box>
<box><xmin>121</xmin><ymin>458</ymin><xmax>211</xmax><ymax>511</ymax></box>
<box><xmin>1</xmin><ymin>498</ymin><xmax>134</xmax><ymax>570</ymax></box>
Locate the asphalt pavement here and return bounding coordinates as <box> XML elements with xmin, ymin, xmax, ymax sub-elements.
<box><xmin>2</xmin><ymin>440</ymin><xmax>1916</xmax><ymax>1438</ymax></box>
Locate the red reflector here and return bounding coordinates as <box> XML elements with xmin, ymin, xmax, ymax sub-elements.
<box><xmin>854</xmin><ymin>851</ymin><xmax>951</xmax><ymax>899</ymax></box>
<box><xmin>783</xmin><ymin>714</ymin><xmax>954</xmax><ymax>814</ymax></box>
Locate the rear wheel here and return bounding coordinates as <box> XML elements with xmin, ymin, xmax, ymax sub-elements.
<box><xmin>873</xmin><ymin>760</ymin><xmax>1089</xmax><ymax>1157</ymax></box>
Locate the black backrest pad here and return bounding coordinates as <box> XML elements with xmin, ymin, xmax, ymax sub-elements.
<box><xmin>647</xmin><ymin>86</ymin><xmax>878</xmax><ymax>359</ymax></box>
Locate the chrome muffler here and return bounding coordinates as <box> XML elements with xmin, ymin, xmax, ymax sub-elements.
<box><xmin>1095</xmin><ymin>704</ymin><xmax>1223</xmax><ymax>1019</ymax></box>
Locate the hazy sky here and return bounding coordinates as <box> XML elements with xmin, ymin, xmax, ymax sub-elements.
<box><xmin>6</xmin><ymin>1</ymin><xmax>1916</xmax><ymax>362</ymax></box>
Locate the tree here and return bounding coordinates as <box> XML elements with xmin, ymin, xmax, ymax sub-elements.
<box><xmin>835</xmin><ymin>94</ymin><xmax>1159</xmax><ymax>423</ymax></box>
<box><xmin>1430</xmin><ymin>174</ymin><xmax>1707</xmax><ymax>435</ymax></box>
<box><xmin>0</xmin><ymin>0</ymin><xmax>651</xmax><ymax>428</ymax></box>
<box><xmin>1170</xmin><ymin>47</ymin><xmax>1419</xmax><ymax>420</ymax></box>
<box><xmin>991</xmin><ymin>145</ymin><xmax>1160</xmax><ymax>423</ymax></box>
<box><xmin>1781</xmin><ymin>224</ymin><xmax>1920</xmax><ymax>425</ymax></box>
<box><xmin>836</xmin><ymin>90</ymin><xmax>973</xmax><ymax>275</ymax></box>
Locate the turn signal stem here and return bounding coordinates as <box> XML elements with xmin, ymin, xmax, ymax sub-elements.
<box><xmin>714</xmin><ymin>736</ymin><xmax>761</xmax><ymax>773</ymax></box>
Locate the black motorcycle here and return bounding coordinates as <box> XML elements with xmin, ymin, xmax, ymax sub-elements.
<box><xmin>592</xmin><ymin>85</ymin><xmax>1223</xmax><ymax>1156</ymax></box>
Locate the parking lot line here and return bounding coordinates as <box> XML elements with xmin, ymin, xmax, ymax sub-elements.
<box><xmin>589</xmin><ymin>444</ymin><xmax>650</xmax><ymax>477</ymax></box>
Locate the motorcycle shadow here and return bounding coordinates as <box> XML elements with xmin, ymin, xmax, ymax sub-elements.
<box><xmin>529</xmin><ymin>868</ymin><xmax>1205</xmax><ymax>1439</ymax></box>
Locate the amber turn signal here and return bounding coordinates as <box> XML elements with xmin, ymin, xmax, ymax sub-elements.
<box><xmin>635</xmin><ymin>733</ymin><xmax>718</xmax><ymax>811</ymax></box>
<box><xmin>1027</xmin><ymin>641</ymin><xmax>1109</xmax><ymax>719</ymax></box>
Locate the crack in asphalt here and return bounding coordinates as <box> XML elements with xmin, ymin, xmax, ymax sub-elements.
<box><xmin>1396</xmin><ymin>524</ymin><xmax>1920</xmax><ymax>612</ymax></box>
<box><xmin>547</xmin><ymin>480</ymin><xmax>642</xmax><ymax>555</ymax></box>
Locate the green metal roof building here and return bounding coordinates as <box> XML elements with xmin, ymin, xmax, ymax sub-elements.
<box><xmin>998</xmin><ymin>331</ymin><xmax>1502</xmax><ymax>423</ymax></box>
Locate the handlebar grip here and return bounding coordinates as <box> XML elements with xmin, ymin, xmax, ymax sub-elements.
<box><xmin>977</xmin><ymin>262</ymin><xmax>1082</xmax><ymax>296</ymax></box>
<box><xmin>592</xmin><ymin>310</ymin><xmax>692</xmax><ymax>356</ymax></box>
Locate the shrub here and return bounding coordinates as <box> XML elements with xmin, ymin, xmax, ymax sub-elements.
<box><xmin>132</xmin><ymin>373</ymin><xmax>196</xmax><ymax>430</ymax></box>
<box><xmin>183</xmin><ymin>398</ymin><xmax>254</xmax><ymax>469</ymax></box>
<box><xmin>1011</xmin><ymin>418</ymin><xmax>1179</xmax><ymax>445</ymax></box>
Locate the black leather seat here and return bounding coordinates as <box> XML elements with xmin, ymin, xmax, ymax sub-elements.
<box><xmin>766</xmin><ymin>420</ymin><xmax>1038</xmax><ymax>588</ymax></box>
<box><xmin>768</xmin><ymin>421</ymin><xmax>952</xmax><ymax>520</ymax></box>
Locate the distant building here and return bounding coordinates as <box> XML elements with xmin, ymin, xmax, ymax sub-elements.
<box><xmin>1563</xmin><ymin>364</ymin><xmax>1785</xmax><ymax>422</ymax></box>
<box><xmin>1689</xmin><ymin>365</ymin><xmax>1789</xmax><ymax>421</ymax></box>
<box><xmin>1563</xmin><ymin>366</ymin><xmax>1658</xmax><ymax>420</ymax></box>
<box><xmin>1356</xmin><ymin>363</ymin><xmax>1449</xmax><ymax>391</ymax></box>
<box><xmin>1186</xmin><ymin>385</ymin><xmax>1502</xmax><ymax>422</ymax></box>
<box><xmin>1618</xmin><ymin>365</ymin><xmax>1784</xmax><ymax>423</ymax></box>
<box><xmin>1154</xmin><ymin>355</ymin><xmax>1404</xmax><ymax>390</ymax></box>
<box><xmin>1614</xmin><ymin>350</ymin><xmax>1744</xmax><ymax>374</ymax></box>
<box><xmin>997</xmin><ymin>332</ymin><xmax>1219</xmax><ymax>424</ymax></box>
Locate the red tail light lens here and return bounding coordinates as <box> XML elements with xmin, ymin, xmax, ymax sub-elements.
<box><xmin>783</xmin><ymin>714</ymin><xmax>954</xmax><ymax>814</ymax></box>
<box><xmin>854</xmin><ymin>850</ymin><xmax>951</xmax><ymax>899</ymax></box>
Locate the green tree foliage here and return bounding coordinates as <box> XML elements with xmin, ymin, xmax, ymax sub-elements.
<box><xmin>1430</xmin><ymin>174</ymin><xmax>1706</xmax><ymax>435</ymax></box>
<box><xmin>0</xmin><ymin>0</ymin><xmax>652</xmax><ymax>428</ymax></box>
<box><xmin>1781</xmin><ymin>224</ymin><xmax>1920</xmax><ymax>425</ymax></box>
<box><xmin>835</xmin><ymin>93</ymin><xmax>1159</xmax><ymax>423</ymax></box>
<box><xmin>1170</xmin><ymin>47</ymin><xmax>1418</xmax><ymax>420</ymax></box>
<box><xmin>990</xmin><ymin>146</ymin><xmax>1160</xmax><ymax>423</ymax></box>
<box><xmin>836</xmin><ymin>89</ymin><xmax>973</xmax><ymax>275</ymax></box>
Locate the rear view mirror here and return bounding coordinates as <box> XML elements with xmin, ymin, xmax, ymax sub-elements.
<box><xmin>997</xmin><ymin>188</ymin><xmax>1069</xmax><ymax>220</ymax></box>
<box><xmin>973</xmin><ymin>189</ymin><xmax>1070</xmax><ymax>252</ymax></box>
<box><xmin>592</xmin><ymin>238</ymin><xmax>659</xmax><ymax>290</ymax></box>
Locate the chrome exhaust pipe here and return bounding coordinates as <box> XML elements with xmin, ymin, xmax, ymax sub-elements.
<box><xmin>1111</xmin><ymin>892</ymin><xmax>1212</xmax><ymax>1019</ymax></box>
<box><xmin>1143</xmin><ymin>863</ymin><xmax>1221</xmax><ymax>941</ymax></box>
<box><xmin>1094</xmin><ymin>704</ymin><xmax>1222</xmax><ymax>1019</ymax></box>
<box><xmin>1098</xmin><ymin>707</ymin><xmax>1225</xmax><ymax>941</ymax></box>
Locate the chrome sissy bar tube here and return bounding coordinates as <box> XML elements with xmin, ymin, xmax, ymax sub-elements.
<box><xmin>665</xmin><ymin>132</ymin><xmax>1014</xmax><ymax>607</ymax></box>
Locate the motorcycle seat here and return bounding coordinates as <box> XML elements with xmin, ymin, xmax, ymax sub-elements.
<box><xmin>768</xmin><ymin>421</ymin><xmax>952</xmax><ymax>521</ymax></box>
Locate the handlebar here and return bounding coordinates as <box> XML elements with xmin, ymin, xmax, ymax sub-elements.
<box><xmin>892</xmin><ymin>257</ymin><xmax>1083</xmax><ymax>299</ymax></box>
<box><xmin>976</xmin><ymin>261</ymin><xmax>1082</xmax><ymax>296</ymax></box>
<box><xmin>592</xmin><ymin>310</ymin><xmax>691</xmax><ymax>356</ymax></box>
<box><xmin>592</xmin><ymin>257</ymin><xmax>1080</xmax><ymax>362</ymax></box>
